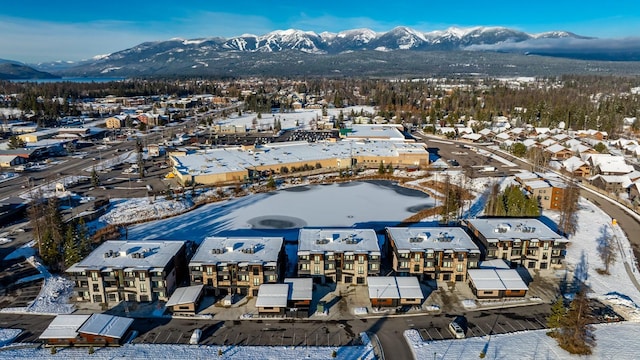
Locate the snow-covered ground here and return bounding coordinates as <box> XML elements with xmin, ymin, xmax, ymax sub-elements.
<box><xmin>98</xmin><ymin>196</ymin><xmax>195</xmax><ymax>225</ymax></box>
<box><xmin>0</xmin><ymin>332</ymin><xmax>375</xmax><ymax>360</ymax></box>
<box><xmin>405</xmin><ymin>322</ymin><xmax>640</xmax><ymax>360</ymax></box>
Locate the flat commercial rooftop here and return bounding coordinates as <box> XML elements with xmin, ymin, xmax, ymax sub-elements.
<box><xmin>467</xmin><ymin>269</ymin><xmax>528</xmax><ymax>291</ymax></box>
<box><xmin>465</xmin><ymin>218</ymin><xmax>567</xmax><ymax>243</ymax></box>
<box><xmin>165</xmin><ymin>285</ymin><xmax>204</xmax><ymax>307</ymax></box>
<box><xmin>67</xmin><ymin>240</ymin><xmax>185</xmax><ymax>273</ymax></box>
<box><xmin>298</xmin><ymin>228</ymin><xmax>380</xmax><ymax>255</ymax></box>
<box><xmin>367</xmin><ymin>276</ymin><xmax>423</xmax><ymax>300</ymax></box>
<box><xmin>78</xmin><ymin>314</ymin><xmax>134</xmax><ymax>339</ymax></box>
<box><xmin>190</xmin><ymin>237</ymin><xmax>283</xmax><ymax>266</ymax></box>
<box><xmin>386</xmin><ymin>227</ymin><xmax>480</xmax><ymax>253</ymax></box>
<box><xmin>172</xmin><ymin>140</ymin><xmax>428</xmax><ymax>176</ymax></box>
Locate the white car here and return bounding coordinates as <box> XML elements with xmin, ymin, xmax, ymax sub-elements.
<box><xmin>189</xmin><ymin>328</ymin><xmax>202</xmax><ymax>345</ymax></box>
<box><xmin>449</xmin><ymin>318</ymin><xmax>466</xmax><ymax>339</ymax></box>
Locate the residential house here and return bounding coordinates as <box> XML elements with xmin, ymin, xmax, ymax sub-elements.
<box><xmin>585</xmin><ymin>154</ymin><xmax>634</xmax><ymax>175</ymax></box>
<box><xmin>386</xmin><ymin>227</ymin><xmax>481</xmax><ymax>282</ymax></box>
<box><xmin>105</xmin><ymin>115</ymin><xmax>128</xmax><ymax>129</ymax></box>
<box><xmin>544</xmin><ymin>144</ymin><xmax>573</xmax><ymax>160</ymax></box>
<box><xmin>465</xmin><ymin>218</ymin><xmax>568</xmax><ymax>270</ymax></box>
<box><xmin>591</xmin><ymin>175</ymin><xmax>631</xmax><ymax>195</ymax></box>
<box><xmin>189</xmin><ymin>236</ymin><xmax>284</xmax><ymax>296</ymax></box>
<box><xmin>0</xmin><ymin>155</ymin><xmax>25</xmax><ymax>168</ymax></box>
<box><xmin>561</xmin><ymin>156</ymin><xmax>591</xmax><ymax>178</ymax></box>
<box><xmin>297</xmin><ymin>228</ymin><xmax>381</xmax><ymax>285</ymax></box>
<box><xmin>66</xmin><ymin>240</ymin><xmax>188</xmax><ymax>304</ymax></box>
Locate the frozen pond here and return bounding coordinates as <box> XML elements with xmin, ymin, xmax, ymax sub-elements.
<box><xmin>126</xmin><ymin>181</ymin><xmax>435</xmax><ymax>243</ymax></box>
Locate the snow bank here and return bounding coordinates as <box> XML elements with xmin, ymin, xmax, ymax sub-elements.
<box><xmin>1</xmin><ymin>334</ymin><xmax>375</xmax><ymax>359</ymax></box>
<box><xmin>99</xmin><ymin>197</ymin><xmax>194</xmax><ymax>225</ymax></box>
<box><xmin>0</xmin><ymin>328</ymin><xmax>22</xmax><ymax>346</ymax></box>
<box><xmin>405</xmin><ymin>322</ymin><xmax>640</xmax><ymax>359</ymax></box>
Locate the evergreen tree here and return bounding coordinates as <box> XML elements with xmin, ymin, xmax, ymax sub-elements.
<box><xmin>378</xmin><ymin>161</ymin><xmax>385</xmax><ymax>174</ymax></box>
<box><xmin>8</xmin><ymin>135</ymin><xmax>25</xmax><ymax>149</ymax></box>
<box><xmin>557</xmin><ymin>288</ymin><xmax>596</xmax><ymax>355</ymax></box>
<box><xmin>547</xmin><ymin>297</ymin><xmax>566</xmax><ymax>336</ymax></box>
<box><xmin>91</xmin><ymin>166</ymin><xmax>100</xmax><ymax>187</ymax></box>
<box><xmin>63</xmin><ymin>225</ymin><xmax>81</xmax><ymax>268</ymax></box>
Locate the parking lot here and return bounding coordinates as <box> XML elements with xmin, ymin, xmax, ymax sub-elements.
<box><xmin>131</xmin><ymin>318</ymin><xmax>359</xmax><ymax>347</ymax></box>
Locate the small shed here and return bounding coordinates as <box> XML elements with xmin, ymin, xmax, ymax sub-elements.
<box><xmin>284</xmin><ymin>277</ymin><xmax>313</xmax><ymax>316</ymax></box>
<box><xmin>255</xmin><ymin>284</ymin><xmax>289</xmax><ymax>315</ymax></box>
<box><xmin>165</xmin><ymin>284</ymin><xmax>205</xmax><ymax>315</ymax></box>
<box><xmin>39</xmin><ymin>314</ymin><xmax>133</xmax><ymax>347</ymax></box>
<box><xmin>467</xmin><ymin>268</ymin><xmax>528</xmax><ymax>299</ymax></box>
<box><xmin>368</xmin><ymin>276</ymin><xmax>400</xmax><ymax>307</ymax></box>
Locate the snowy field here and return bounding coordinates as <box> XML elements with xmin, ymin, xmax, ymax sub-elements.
<box><xmin>125</xmin><ymin>181</ymin><xmax>435</xmax><ymax>242</ymax></box>
<box><xmin>405</xmin><ymin>322</ymin><xmax>640</xmax><ymax>360</ymax></box>
<box><xmin>0</xmin><ymin>333</ymin><xmax>375</xmax><ymax>360</ymax></box>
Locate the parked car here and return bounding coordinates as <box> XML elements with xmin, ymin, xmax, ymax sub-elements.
<box><xmin>449</xmin><ymin>316</ymin><xmax>467</xmax><ymax>339</ymax></box>
<box><xmin>189</xmin><ymin>328</ymin><xmax>202</xmax><ymax>344</ymax></box>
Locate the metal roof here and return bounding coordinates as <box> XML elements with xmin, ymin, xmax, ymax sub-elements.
<box><xmin>165</xmin><ymin>285</ymin><xmax>204</xmax><ymax>307</ymax></box>
<box><xmin>284</xmin><ymin>277</ymin><xmax>313</xmax><ymax>301</ymax></box>
<box><xmin>255</xmin><ymin>284</ymin><xmax>289</xmax><ymax>308</ymax></box>
<box><xmin>78</xmin><ymin>314</ymin><xmax>134</xmax><ymax>339</ymax></box>
<box><xmin>467</xmin><ymin>269</ymin><xmax>528</xmax><ymax>291</ymax></box>
<box><xmin>39</xmin><ymin>315</ymin><xmax>90</xmax><ymax>339</ymax></box>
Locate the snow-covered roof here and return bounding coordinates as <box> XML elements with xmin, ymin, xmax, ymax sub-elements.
<box><xmin>190</xmin><ymin>237</ymin><xmax>283</xmax><ymax>266</ymax></box>
<box><xmin>495</xmin><ymin>132</ymin><xmax>511</xmax><ymax>140</ymax></box>
<box><xmin>461</xmin><ymin>133</ymin><xmax>482</xmax><ymax>141</ymax></box>
<box><xmin>172</xmin><ymin>140</ymin><xmax>428</xmax><ymax>177</ymax></box>
<box><xmin>39</xmin><ymin>315</ymin><xmax>90</xmax><ymax>339</ymax></box>
<box><xmin>467</xmin><ymin>269</ymin><xmax>528</xmax><ymax>291</ymax></box>
<box><xmin>78</xmin><ymin>314</ymin><xmax>134</xmax><ymax>339</ymax></box>
<box><xmin>525</xmin><ymin>180</ymin><xmax>551</xmax><ymax>189</ymax></box>
<box><xmin>386</xmin><ymin>227</ymin><xmax>479</xmax><ymax>254</ymax></box>
<box><xmin>165</xmin><ymin>285</ymin><xmax>204</xmax><ymax>307</ymax></box>
<box><xmin>478</xmin><ymin>259</ymin><xmax>511</xmax><ymax>269</ymax></box>
<box><xmin>345</xmin><ymin>124</ymin><xmax>405</xmax><ymax>141</ymax></box>
<box><xmin>522</xmin><ymin>139</ymin><xmax>537</xmax><ymax>148</ymax></box>
<box><xmin>284</xmin><ymin>277</ymin><xmax>313</xmax><ymax>301</ymax></box>
<box><xmin>255</xmin><ymin>284</ymin><xmax>289</xmax><ymax>308</ymax></box>
<box><xmin>67</xmin><ymin>241</ymin><xmax>185</xmax><ymax>273</ymax></box>
<box><xmin>478</xmin><ymin>128</ymin><xmax>493</xmax><ymax>136</ymax></box>
<box><xmin>544</xmin><ymin>143</ymin><xmax>567</xmax><ymax>154</ymax></box>
<box><xmin>367</xmin><ymin>276</ymin><xmax>400</xmax><ymax>299</ymax></box>
<box><xmin>298</xmin><ymin>228</ymin><xmax>380</xmax><ymax>255</ymax></box>
<box><xmin>540</xmin><ymin>139</ymin><xmax>557</xmax><ymax>148</ymax></box>
<box><xmin>595</xmin><ymin>175</ymin><xmax>632</xmax><ymax>187</ymax></box>
<box><xmin>466</xmin><ymin>218</ymin><xmax>567</xmax><ymax>243</ymax></box>
<box><xmin>395</xmin><ymin>276</ymin><xmax>424</xmax><ymax>299</ymax></box>
<box><xmin>515</xmin><ymin>171</ymin><xmax>540</xmax><ymax>181</ymax></box>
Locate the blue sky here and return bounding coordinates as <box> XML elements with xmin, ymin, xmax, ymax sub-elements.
<box><xmin>2</xmin><ymin>1</ymin><xmax>639</xmax><ymax>63</ymax></box>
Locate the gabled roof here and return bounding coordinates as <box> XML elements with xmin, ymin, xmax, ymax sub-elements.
<box><xmin>467</xmin><ymin>269</ymin><xmax>528</xmax><ymax>291</ymax></box>
<box><xmin>562</xmin><ymin>156</ymin><xmax>588</xmax><ymax>172</ymax></box>
<box><xmin>539</xmin><ymin>139</ymin><xmax>557</xmax><ymax>148</ymax></box>
<box><xmin>39</xmin><ymin>315</ymin><xmax>91</xmax><ymax>339</ymax></box>
<box><xmin>544</xmin><ymin>144</ymin><xmax>568</xmax><ymax>154</ymax></box>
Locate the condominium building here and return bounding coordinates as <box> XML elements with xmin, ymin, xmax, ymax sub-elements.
<box><xmin>465</xmin><ymin>218</ymin><xmax>568</xmax><ymax>270</ymax></box>
<box><xmin>188</xmin><ymin>236</ymin><xmax>284</xmax><ymax>296</ymax></box>
<box><xmin>386</xmin><ymin>227</ymin><xmax>481</xmax><ymax>282</ymax></box>
<box><xmin>297</xmin><ymin>228</ymin><xmax>381</xmax><ymax>285</ymax></box>
<box><xmin>66</xmin><ymin>240</ymin><xmax>187</xmax><ymax>304</ymax></box>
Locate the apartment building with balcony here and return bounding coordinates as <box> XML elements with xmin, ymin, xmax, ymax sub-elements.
<box><xmin>386</xmin><ymin>227</ymin><xmax>481</xmax><ymax>282</ymax></box>
<box><xmin>297</xmin><ymin>228</ymin><xmax>381</xmax><ymax>285</ymax></box>
<box><xmin>464</xmin><ymin>218</ymin><xmax>568</xmax><ymax>270</ymax></box>
<box><xmin>66</xmin><ymin>240</ymin><xmax>187</xmax><ymax>304</ymax></box>
<box><xmin>189</xmin><ymin>236</ymin><xmax>284</xmax><ymax>296</ymax></box>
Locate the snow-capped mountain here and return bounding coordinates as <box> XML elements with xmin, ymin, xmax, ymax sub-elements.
<box><xmin>43</xmin><ymin>25</ymin><xmax>640</xmax><ymax>77</ymax></box>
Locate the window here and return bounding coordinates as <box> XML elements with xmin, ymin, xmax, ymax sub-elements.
<box><xmin>400</xmin><ymin>261</ymin><xmax>409</xmax><ymax>269</ymax></box>
<box><xmin>326</xmin><ymin>263</ymin><xmax>334</xmax><ymax>270</ymax></box>
<box><xmin>253</xmin><ymin>278</ymin><xmax>260</xmax><ymax>286</ymax></box>
<box><xmin>442</xmin><ymin>261</ymin><xmax>452</xmax><ymax>268</ymax></box>
<box><xmin>414</xmin><ymin>264</ymin><xmax>420</xmax><ymax>272</ymax></box>
<box><xmin>314</xmin><ymin>266</ymin><xmax>321</xmax><ymax>275</ymax></box>
<box><xmin>192</xmin><ymin>266</ymin><xmax>201</xmax><ymax>272</ymax></box>
<box><xmin>487</xmin><ymin>249</ymin><xmax>496</xmax><ymax>257</ymax></box>
<box><xmin>253</xmin><ymin>268</ymin><xmax>260</xmax><ymax>276</ymax></box>
<box><xmin>206</xmin><ymin>267</ymin><xmax>213</xmax><ymax>275</ymax></box>
<box><xmin>528</xmin><ymin>261</ymin><xmax>536</xmax><ymax>269</ymax></box>
<box><xmin>238</xmin><ymin>275</ymin><xmax>248</xmax><ymax>282</ymax></box>
<box><xmin>139</xmin><ymin>272</ymin><xmax>146</xmax><ymax>280</ymax></box>
<box><xmin>424</xmin><ymin>261</ymin><xmax>433</xmax><ymax>268</ymax></box>
<box><xmin>414</xmin><ymin>253</ymin><xmax>421</xmax><ymax>261</ymax></box>
<box><xmin>370</xmin><ymin>255</ymin><xmax>379</xmax><ymax>260</ymax></box>
<box><xmin>314</xmin><ymin>255</ymin><xmax>321</xmax><ymax>264</ymax></box>
<box><xmin>457</xmin><ymin>254</ymin><xmax>464</xmax><ymax>261</ymax></box>
<box><xmin>543</xmin><ymin>242</ymin><xmax>549</xmax><ymax>250</ymax></box>
<box><xmin>370</xmin><ymin>263</ymin><xmax>378</xmax><ymax>271</ymax></box>
<box><xmin>344</xmin><ymin>263</ymin><xmax>354</xmax><ymax>270</ymax></box>
<box><xmin>92</xmin><ymin>294</ymin><xmax>102</xmax><ymax>303</ymax></box>
<box><xmin>468</xmin><ymin>261</ymin><xmax>477</xmax><ymax>268</ymax></box>
<box><xmin>300</xmin><ymin>263</ymin><xmax>309</xmax><ymax>270</ymax></box>
<box><xmin>140</xmin><ymin>282</ymin><xmax>147</xmax><ymax>292</ymax></box>
<box><xmin>358</xmin><ymin>266</ymin><xmax>364</xmax><ymax>275</ymax></box>
<box><xmin>456</xmin><ymin>264</ymin><xmax>463</xmax><ymax>272</ymax></box>
<box><xmin>345</xmin><ymin>255</ymin><xmax>354</xmax><ymax>261</ymax></box>
<box><xmin>299</xmin><ymin>255</ymin><xmax>309</xmax><ymax>261</ymax></box>
<box><xmin>267</xmin><ymin>275</ymin><xmax>276</xmax><ymax>282</ymax></box>
<box><xmin>511</xmin><ymin>249</ymin><xmax>522</xmax><ymax>256</ymax></box>
<box><xmin>91</xmin><ymin>272</ymin><xmax>98</xmax><ymax>281</ymax></box>
<box><xmin>359</xmin><ymin>256</ymin><xmax>365</xmax><ymax>264</ymax></box>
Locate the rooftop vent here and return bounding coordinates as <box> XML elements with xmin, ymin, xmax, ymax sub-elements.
<box><xmin>494</xmin><ymin>224</ymin><xmax>511</xmax><ymax>233</ymax></box>
<box><xmin>211</xmin><ymin>248</ymin><xmax>224</xmax><ymax>254</ymax></box>
<box><xmin>436</xmin><ymin>232</ymin><xmax>454</xmax><ymax>242</ymax></box>
<box><xmin>316</xmin><ymin>238</ymin><xmax>330</xmax><ymax>245</ymax></box>
<box><xmin>409</xmin><ymin>237</ymin><xmax>424</xmax><ymax>243</ymax></box>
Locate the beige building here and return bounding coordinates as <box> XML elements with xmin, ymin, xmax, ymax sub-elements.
<box><xmin>189</xmin><ymin>236</ymin><xmax>284</xmax><ymax>296</ymax></box>
<box><xmin>170</xmin><ymin>140</ymin><xmax>429</xmax><ymax>186</ymax></box>
<box><xmin>297</xmin><ymin>228</ymin><xmax>381</xmax><ymax>285</ymax></box>
<box><xmin>386</xmin><ymin>227</ymin><xmax>481</xmax><ymax>283</ymax></box>
<box><xmin>66</xmin><ymin>241</ymin><xmax>187</xmax><ymax>304</ymax></box>
<box><xmin>465</xmin><ymin>218</ymin><xmax>568</xmax><ymax>270</ymax></box>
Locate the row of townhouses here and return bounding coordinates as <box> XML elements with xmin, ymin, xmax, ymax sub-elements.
<box><xmin>66</xmin><ymin>218</ymin><xmax>568</xmax><ymax>304</ymax></box>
